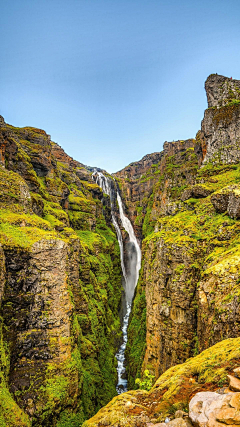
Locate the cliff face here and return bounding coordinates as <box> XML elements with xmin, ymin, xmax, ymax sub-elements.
<box><xmin>0</xmin><ymin>117</ymin><xmax>123</xmax><ymax>426</ymax></box>
<box><xmin>201</xmin><ymin>74</ymin><xmax>240</xmax><ymax>165</ymax></box>
<box><xmin>114</xmin><ymin>138</ymin><xmax>203</xmax><ymax>241</ymax></box>
<box><xmin>115</xmin><ymin>74</ymin><xmax>240</xmax><ymax>390</ymax></box>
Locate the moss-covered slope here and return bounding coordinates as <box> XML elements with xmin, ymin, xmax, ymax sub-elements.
<box><xmin>83</xmin><ymin>337</ymin><xmax>240</xmax><ymax>427</ymax></box>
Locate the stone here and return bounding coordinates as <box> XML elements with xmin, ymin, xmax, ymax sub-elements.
<box><xmin>0</xmin><ymin>115</ymin><xmax>6</xmax><ymax>127</ymax></box>
<box><xmin>211</xmin><ymin>189</ymin><xmax>230</xmax><ymax>213</ymax></box>
<box><xmin>227</xmin><ymin>188</ymin><xmax>240</xmax><ymax>218</ymax></box>
<box><xmin>147</xmin><ymin>423</ymin><xmax>165</xmax><ymax>427</ymax></box>
<box><xmin>205</xmin><ymin>74</ymin><xmax>240</xmax><ymax>109</ymax></box>
<box><xmin>191</xmin><ymin>185</ymin><xmax>213</xmax><ymax>198</ymax></box>
<box><xmin>202</xmin><ymin>74</ymin><xmax>240</xmax><ymax>166</ymax></box>
<box><xmin>181</xmin><ymin>185</ymin><xmax>212</xmax><ymax>202</ymax></box>
<box><xmin>175</xmin><ymin>411</ymin><xmax>189</xmax><ymax>419</ymax></box>
<box><xmin>168</xmin><ymin>418</ymin><xmax>193</xmax><ymax>427</ymax></box>
<box><xmin>216</xmin><ymin>407</ymin><xmax>240</xmax><ymax>424</ymax></box>
<box><xmin>230</xmin><ymin>393</ymin><xmax>240</xmax><ymax>409</ymax></box>
<box><xmin>189</xmin><ymin>391</ymin><xmax>232</xmax><ymax>427</ymax></box>
<box><xmin>181</xmin><ymin>188</ymin><xmax>193</xmax><ymax>201</ymax></box>
<box><xmin>228</xmin><ymin>376</ymin><xmax>240</xmax><ymax>392</ymax></box>
<box><xmin>233</xmin><ymin>368</ymin><xmax>240</xmax><ymax>377</ymax></box>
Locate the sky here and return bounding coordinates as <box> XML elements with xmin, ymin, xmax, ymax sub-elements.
<box><xmin>1</xmin><ymin>0</ymin><xmax>240</xmax><ymax>172</ymax></box>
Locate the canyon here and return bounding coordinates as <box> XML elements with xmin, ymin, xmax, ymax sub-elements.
<box><xmin>1</xmin><ymin>74</ymin><xmax>240</xmax><ymax>427</ymax></box>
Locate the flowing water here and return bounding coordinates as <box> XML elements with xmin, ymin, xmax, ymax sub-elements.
<box><xmin>93</xmin><ymin>171</ymin><xmax>141</xmax><ymax>393</ymax></box>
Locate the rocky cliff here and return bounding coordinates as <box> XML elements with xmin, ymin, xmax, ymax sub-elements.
<box><xmin>121</xmin><ymin>75</ymin><xmax>240</xmax><ymax>390</ymax></box>
<box><xmin>0</xmin><ymin>117</ymin><xmax>123</xmax><ymax>426</ymax></box>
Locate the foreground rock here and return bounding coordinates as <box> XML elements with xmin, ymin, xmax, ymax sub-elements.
<box><xmin>83</xmin><ymin>338</ymin><xmax>240</xmax><ymax>427</ymax></box>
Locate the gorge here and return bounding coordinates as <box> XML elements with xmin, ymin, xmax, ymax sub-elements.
<box><xmin>92</xmin><ymin>171</ymin><xmax>141</xmax><ymax>393</ymax></box>
<box><xmin>1</xmin><ymin>74</ymin><xmax>240</xmax><ymax>427</ymax></box>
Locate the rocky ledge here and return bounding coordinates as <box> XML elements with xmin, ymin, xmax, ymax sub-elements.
<box><xmin>83</xmin><ymin>338</ymin><xmax>240</xmax><ymax>427</ymax></box>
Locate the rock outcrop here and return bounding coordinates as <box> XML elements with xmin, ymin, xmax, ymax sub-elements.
<box><xmin>201</xmin><ymin>74</ymin><xmax>240</xmax><ymax>165</ymax></box>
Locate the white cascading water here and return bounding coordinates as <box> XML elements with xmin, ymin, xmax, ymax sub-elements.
<box><xmin>93</xmin><ymin>171</ymin><xmax>141</xmax><ymax>394</ymax></box>
<box><xmin>94</xmin><ymin>172</ymin><xmax>127</xmax><ymax>282</ymax></box>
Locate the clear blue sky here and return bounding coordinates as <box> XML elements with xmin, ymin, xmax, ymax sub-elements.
<box><xmin>1</xmin><ymin>0</ymin><xmax>240</xmax><ymax>172</ymax></box>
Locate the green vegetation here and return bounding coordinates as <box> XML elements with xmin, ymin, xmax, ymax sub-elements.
<box><xmin>135</xmin><ymin>369</ymin><xmax>155</xmax><ymax>391</ymax></box>
<box><xmin>125</xmin><ymin>282</ymin><xmax>146</xmax><ymax>390</ymax></box>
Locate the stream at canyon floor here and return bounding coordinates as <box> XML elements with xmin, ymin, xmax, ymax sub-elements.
<box><xmin>93</xmin><ymin>171</ymin><xmax>141</xmax><ymax>393</ymax></box>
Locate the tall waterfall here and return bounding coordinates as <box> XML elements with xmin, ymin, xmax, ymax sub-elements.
<box><xmin>93</xmin><ymin>171</ymin><xmax>141</xmax><ymax>394</ymax></box>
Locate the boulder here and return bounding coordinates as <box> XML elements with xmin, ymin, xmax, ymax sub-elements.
<box><xmin>147</xmin><ymin>420</ymin><xmax>192</xmax><ymax>427</ymax></box>
<box><xmin>211</xmin><ymin>189</ymin><xmax>230</xmax><ymax>213</ymax></box>
<box><xmin>189</xmin><ymin>391</ymin><xmax>233</xmax><ymax>427</ymax></box>
<box><xmin>230</xmin><ymin>393</ymin><xmax>240</xmax><ymax>409</ymax></box>
<box><xmin>233</xmin><ymin>368</ymin><xmax>240</xmax><ymax>378</ymax></box>
<box><xmin>192</xmin><ymin>185</ymin><xmax>213</xmax><ymax>198</ymax></box>
<box><xmin>228</xmin><ymin>188</ymin><xmax>240</xmax><ymax>218</ymax></box>
<box><xmin>216</xmin><ymin>407</ymin><xmax>240</xmax><ymax>424</ymax></box>
<box><xmin>228</xmin><ymin>375</ymin><xmax>240</xmax><ymax>392</ymax></box>
<box><xmin>168</xmin><ymin>418</ymin><xmax>193</xmax><ymax>427</ymax></box>
<box><xmin>175</xmin><ymin>411</ymin><xmax>189</xmax><ymax>419</ymax></box>
<box><xmin>181</xmin><ymin>188</ymin><xmax>193</xmax><ymax>201</ymax></box>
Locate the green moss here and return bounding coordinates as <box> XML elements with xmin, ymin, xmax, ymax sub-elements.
<box><xmin>213</xmin><ymin>102</ymin><xmax>240</xmax><ymax>126</ymax></box>
<box><xmin>57</xmin><ymin>410</ymin><xmax>85</xmax><ymax>427</ymax></box>
<box><xmin>0</xmin><ymin>376</ymin><xmax>31</xmax><ymax>427</ymax></box>
<box><xmin>0</xmin><ymin>222</ymin><xmax>58</xmax><ymax>249</ymax></box>
<box><xmin>0</xmin><ymin>121</ymin><xmax>125</xmax><ymax>426</ymax></box>
<box><xmin>0</xmin><ymin>209</ymin><xmax>50</xmax><ymax>230</ymax></box>
<box><xmin>126</xmin><ymin>283</ymin><xmax>146</xmax><ymax>390</ymax></box>
<box><xmin>0</xmin><ymin>319</ymin><xmax>30</xmax><ymax>427</ymax></box>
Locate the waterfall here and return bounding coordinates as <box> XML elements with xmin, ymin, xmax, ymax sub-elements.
<box><xmin>92</xmin><ymin>171</ymin><xmax>141</xmax><ymax>394</ymax></box>
<box><xmin>94</xmin><ymin>172</ymin><xmax>127</xmax><ymax>282</ymax></box>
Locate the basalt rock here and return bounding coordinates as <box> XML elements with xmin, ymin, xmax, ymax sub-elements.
<box><xmin>123</xmin><ymin>75</ymin><xmax>240</xmax><ymax>388</ymax></box>
<box><xmin>115</xmin><ymin>138</ymin><xmax>202</xmax><ymax>241</ymax></box>
<box><xmin>202</xmin><ymin>74</ymin><xmax>240</xmax><ymax>165</ymax></box>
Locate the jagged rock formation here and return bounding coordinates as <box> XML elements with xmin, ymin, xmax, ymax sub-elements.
<box><xmin>114</xmin><ymin>139</ymin><xmax>203</xmax><ymax>241</ymax></box>
<box><xmin>201</xmin><ymin>74</ymin><xmax>240</xmax><ymax>165</ymax></box>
